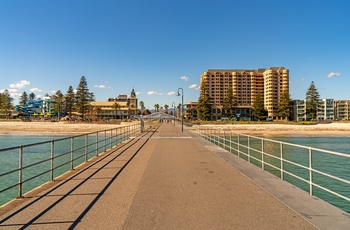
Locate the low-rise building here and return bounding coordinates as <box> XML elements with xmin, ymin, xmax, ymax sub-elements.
<box><xmin>318</xmin><ymin>99</ymin><xmax>334</xmax><ymax>121</ymax></box>
<box><xmin>89</xmin><ymin>89</ymin><xmax>138</xmax><ymax>120</ymax></box>
<box><xmin>334</xmin><ymin>100</ymin><xmax>350</xmax><ymax>120</ymax></box>
<box><xmin>185</xmin><ymin>102</ymin><xmax>198</xmax><ymax>120</ymax></box>
<box><xmin>292</xmin><ymin>99</ymin><xmax>334</xmax><ymax>121</ymax></box>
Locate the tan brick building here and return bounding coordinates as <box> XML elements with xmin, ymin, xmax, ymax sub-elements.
<box><xmin>200</xmin><ymin>67</ymin><xmax>289</xmax><ymax>120</ymax></box>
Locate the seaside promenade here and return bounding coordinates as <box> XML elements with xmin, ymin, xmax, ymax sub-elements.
<box><xmin>0</xmin><ymin>123</ymin><xmax>349</xmax><ymax>229</ymax></box>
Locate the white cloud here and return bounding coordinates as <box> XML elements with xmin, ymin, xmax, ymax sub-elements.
<box><xmin>148</xmin><ymin>91</ymin><xmax>164</xmax><ymax>96</ymax></box>
<box><xmin>148</xmin><ymin>91</ymin><xmax>159</xmax><ymax>95</ymax></box>
<box><xmin>94</xmin><ymin>84</ymin><xmax>106</xmax><ymax>88</ymax></box>
<box><xmin>9</xmin><ymin>80</ymin><xmax>30</xmax><ymax>89</ymax></box>
<box><xmin>30</xmin><ymin>88</ymin><xmax>43</xmax><ymax>93</ymax></box>
<box><xmin>167</xmin><ymin>91</ymin><xmax>176</xmax><ymax>96</ymax></box>
<box><xmin>136</xmin><ymin>92</ymin><xmax>143</xmax><ymax>95</ymax></box>
<box><xmin>327</xmin><ymin>72</ymin><xmax>341</xmax><ymax>78</ymax></box>
<box><xmin>188</xmin><ymin>84</ymin><xmax>200</xmax><ymax>90</ymax></box>
<box><xmin>180</xmin><ymin>76</ymin><xmax>189</xmax><ymax>81</ymax></box>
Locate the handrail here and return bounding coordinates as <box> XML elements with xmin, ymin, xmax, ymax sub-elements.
<box><xmin>194</xmin><ymin>126</ymin><xmax>350</xmax><ymax>213</ymax></box>
<box><xmin>0</xmin><ymin>122</ymin><xmax>152</xmax><ymax>206</ymax></box>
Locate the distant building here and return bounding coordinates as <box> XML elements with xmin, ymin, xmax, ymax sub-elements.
<box><xmin>318</xmin><ymin>99</ymin><xmax>334</xmax><ymax>121</ymax></box>
<box><xmin>200</xmin><ymin>67</ymin><xmax>289</xmax><ymax>120</ymax></box>
<box><xmin>334</xmin><ymin>100</ymin><xmax>350</xmax><ymax>120</ymax></box>
<box><xmin>292</xmin><ymin>99</ymin><xmax>334</xmax><ymax>121</ymax></box>
<box><xmin>89</xmin><ymin>88</ymin><xmax>138</xmax><ymax>120</ymax></box>
<box><xmin>185</xmin><ymin>102</ymin><xmax>198</xmax><ymax>120</ymax></box>
<box><xmin>291</xmin><ymin>100</ymin><xmax>306</xmax><ymax>121</ymax></box>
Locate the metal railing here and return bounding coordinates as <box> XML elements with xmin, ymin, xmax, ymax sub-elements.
<box><xmin>0</xmin><ymin>123</ymin><xmax>145</xmax><ymax>206</ymax></box>
<box><xmin>195</xmin><ymin>126</ymin><xmax>350</xmax><ymax>213</ymax></box>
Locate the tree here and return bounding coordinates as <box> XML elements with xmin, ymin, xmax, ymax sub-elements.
<box><xmin>154</xmin><ymin>104</ymin><xmax>159</xmax><ymax>112</ymax></box>
<box><xmin>53</xmin><ymin>90</ymin><xmax>64</xmax><ymax>121</ymax></box>
<box><xmin>277</xmin><ymin>90</ymin><xmax>292</xmax><ymax>120</ymax></box>
<box><xmin>164</xmin><ymin>104</ymin><xmax>169</xmax><ymax>114</ymax></box>
<box><xmin>305</xmin><ymin>81</ymin><xmax>320</xmax><ymax>121</ymax></box>
<box><xmin>144</xmin><ymin>109</ymin><xmax>151</xmax><ymax>115</ymax></box>
<box><xmin>252</xmin><ymin>92</ymin><xmax>266</xmax><ymax>121</ymax></box>
<box><xmin>19</xmin><ymin>91</ymin><xmax>28</xmax><ymax>106</ymax></box>
<box><xmin>75</xmin><ymin>76</ymin><xmax>92</xmax><ymax>120</ymax></box>
<box><xmin>29</xmin><ymin>92</ymin><xmax>36</xmax><ymax>101</ymax></box>
<box><xmin>65</xmin><ymin>86</ymin><xmax>75</xmax><ymax>119</ymax></box>
<box><xmin>197</xmin><ymin>81</ymin><xmax>212</xmax><ymax>121</ymax></box>
<box><xmin>222</xmin><ymin>87</ymin><xmax>237</xmax><ymax>119</ymax></box>
<box><xmin>0</xmin><ymin>89</ymin><xmax>14</xmax><ymax>119</ymax></box>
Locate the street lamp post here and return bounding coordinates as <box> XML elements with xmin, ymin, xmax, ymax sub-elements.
<box><xmin>172</xmin><ymin>102</ymin><xmax>176</xmax><ymax>126</ymax></box>
<box><xmin>176</xmin><ymin>88</ymin><xmax>184</xmax><ymax>132</ymax></box>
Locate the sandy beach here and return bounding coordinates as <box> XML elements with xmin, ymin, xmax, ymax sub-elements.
<box><xmin>2</xmin><ymin>121</ymin><xmax>350</xmax><ymax>136</ymax></box>
<box><xmin>0</xmin><ymin>121</ymin><xmax>127</xmax><ymax>135</ymax></box>
<box><xmin>195</xmin><ymin>122</ymin><xmax>350</xmax><ymax>136</ymax></box>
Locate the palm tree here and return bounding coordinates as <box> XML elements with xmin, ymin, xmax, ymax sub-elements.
<box><xmin>164</xmin><ymin>104</ymin><xmax>169</xmax><ymax>114</ymax></box>
<box><xmin>154</xmin><ymin>104</ymin><xmax>159</xmax><ymax>112</ymax></box>
<box><xmin>113</xmin><ymin>102</ymin><xmax>121</xmax><ymax>120</ymax></box>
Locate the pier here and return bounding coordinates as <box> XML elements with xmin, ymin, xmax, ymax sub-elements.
<box><xmin>0</xmin><ymin>123</ymin><xmax>349</xmax><ymax>229</ymax></box>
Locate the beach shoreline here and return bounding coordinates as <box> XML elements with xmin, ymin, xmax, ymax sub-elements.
<box><xmin>2</xmin><ymin>121</ymin><xmax>350</xmax><ymax>136</ymax></box>
<box><xmin>194</xmin><ymin>122</ymin><xmax>350</xmax><ymax>137</ymax></box>
<box><xmin>0</xmin><ymin>121</ymin><xmax>127</xmax><ymax>135</ymax></box>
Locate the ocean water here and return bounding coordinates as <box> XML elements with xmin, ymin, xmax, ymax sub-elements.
<box><xmin>0</xmin><ymin>135</ymin><xmax>64</xmax><ymax>149</ymax></box>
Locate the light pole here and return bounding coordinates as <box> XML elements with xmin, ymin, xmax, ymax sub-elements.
<box><xmin>176</xmin><ymin>88</ymin><xmax>184</xmax><ymax>132</ymax></box>
<box><xmin>172</xmin><ymin>102</ymin><xmax>176</xmax><ymax>126</ymax></box>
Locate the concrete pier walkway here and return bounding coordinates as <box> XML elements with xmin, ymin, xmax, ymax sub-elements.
<box><xmin>0</xmin><ymin>123</ymin><xmax>349</xmax><ymax>229</ymax></box>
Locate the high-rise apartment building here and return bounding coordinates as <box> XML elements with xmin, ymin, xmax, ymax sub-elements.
<box><xmin>200</xmin><ymin>67</ymin><xmax>289</xmax><ymax>120</ymax></box>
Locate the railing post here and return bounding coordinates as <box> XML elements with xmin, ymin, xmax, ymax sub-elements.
<box><xmin>96</xmin><ymin>132</ymin><xmax>99</xmax><ymax>156</ymax></box>
<box><xmin>123</xmin><ymin>126</ymin><xmax>125</xmax><ymax>142</ymax></box>
<box><xmin>104</xmin><ymin>130</ymin><xmax>107</xmax><ymax>152</ymax></box>
<box><xmin>110</xmin><ymin>129</ymin><xmax>113</xmax><ymax>149</ymax></box>
<box><xmin>218</xmin><ymin>129</ymin><xmax>220</xmax><ymax>146</ymax></box>
<box><xmin>238</xmin><ymin>134</ymin><xmax>240</xmax><ymax>157</ymax></box>
<box><xmin>309</xmin><ymin>148</ymin><xmax>313</xmax><ymax>195</ymax></box>
<box><xmin>114</xmin><ymin>128</ymin><xmax>117</xmax><ymax>146</ymax></box>
<box><xmin>128</xmin><ymin>125</ymin><xmax>130</xmax><ymax>139</ymax></box>
<box><xmin>18</xmin><ymin>146</ymin><xmax>23</xmax><ymax>199</ymax></box>
<box><xmin>230</xmin><ymin>132</ymin><xmax>232</xmax><ymax>153</ymax></box>
<box><xmin>216</xmin><ymin>129</ymin><xmax>219</xmax><ymax>146</ymax></box>
<box><xmin>223</xmin><ymin>130</ymin><xmax>226</xmax><ymax>149</ymax></box>
<box><xmin>261</xmin><ymin>139</ymin><xmax>265</xmax><ymax>170</ymax></box>
<box><xmin>280</xmin><ymin>142</ymin><xmax>284</xmax><ymax>180</ymax></box>
<box><xmin>71</xmin><ymin>137</ymin><xmax>74</xmax><ymax>170</ymax></box>
<box><xmin>85</xmin><ymin>134</ymin><xmax>88</xmax><ymax>162</ymax></box>
<box><xmin>51</xmin><ymin>140</ymin><xmax>54</xmax><ymax>181</ymax></box>
<box><xmin>248</xmin><ymin>136</ymin><xmax>250</xmax><ymax>163</ymax></box>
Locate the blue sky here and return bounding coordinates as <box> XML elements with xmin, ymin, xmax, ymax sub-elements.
<box><xmin>1</xmin><ymin>0</ymin><xmax>350</xmax><ymax>109</ymax></box>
